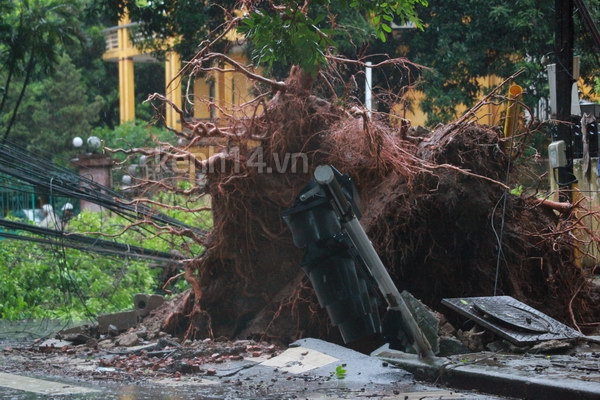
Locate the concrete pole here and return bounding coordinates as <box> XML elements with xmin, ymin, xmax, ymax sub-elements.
<box><xmin>555</xmin><ymin>0</ymin><xmax>575</xmax><ymax>202</ymax></box>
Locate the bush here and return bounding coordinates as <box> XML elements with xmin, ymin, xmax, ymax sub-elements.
<box><xmin>0</xmin><ymin>206</ymin><xmax>207</xmax><ymax>321</ymax></box>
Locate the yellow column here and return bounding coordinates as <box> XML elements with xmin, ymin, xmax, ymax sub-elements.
<box><xmin>118</xmin><ymin>57</ymin><xmax>135</xmax><ymax>123</ymax></box>
<box><xmin>230</xmin><ymin>52</ymin><xmax>244</xmax><ymax>119</ymax></box>
<box><xmin>216</xmin><ymin>65</ymin><xmax>226</xmax><ymax>121</ymax></box>
<box><xmin>211</xmin><ymin>61</ymin><xmax>234</xmax><ymax>122</ymax></box>
<box><xmin>503</xmin><ymin>83</ymin><xmax>523</xmax><ymax>139</ymax></box>
<box><xmin>193</xmin><ymin>78</ymin><xmax>211</xmax><ymax>119</ymax></box>
<box><xmin>117</xmin><ymin>16</ymin><xmax>135</xmax><ymax>123</ymax></box>
<box><xmin>165</xmin><ymin>51</ymin><xmax>182</xmax><ymax>131</ymax></box>
<box><xmin>225</xmin><ymin>62</ymin><xmax>234</xmax><ymax>111</ymax></box>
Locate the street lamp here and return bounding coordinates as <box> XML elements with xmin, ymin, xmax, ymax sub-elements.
<box><xmin>72</xmin><ymin>136</ymin><xmax>103</xmax><ymax>154</ymax></box>
<box><xmin>73</xmin><ymin>136</ymin><xmax>83</xmax><ymax>148</ymax></box>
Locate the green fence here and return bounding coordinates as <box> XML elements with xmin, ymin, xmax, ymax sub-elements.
<box><xmin>0</xmin><ymin>174</ymin><xmax>39</xmax><ymax>221</ymax></box>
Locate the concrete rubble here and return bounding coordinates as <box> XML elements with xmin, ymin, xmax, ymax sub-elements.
<box><xmin>4</xmin><ymin>293</ymin><xmax>600</xmax><ymax>399</ymax></box>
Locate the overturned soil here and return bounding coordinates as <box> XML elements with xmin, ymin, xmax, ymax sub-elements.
<box><xmin>139</xmin><ymin>66</ymin><xmax>600</xmax><ymax>353</ymax></box>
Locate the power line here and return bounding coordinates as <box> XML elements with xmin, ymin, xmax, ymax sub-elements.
<box><xmin>0</xmin><ymin>140</ymin><xmax>208</xmax><ymax>238</ymax></box>
<box><xmin>0</xmin><ymin>219</ymin><xmax>184</xmax><ymax>263</ymax></box>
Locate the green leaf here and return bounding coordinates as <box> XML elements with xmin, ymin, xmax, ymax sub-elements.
<box><xmin>335</xmin><ymin>364</ymin><xmax>347</xmax><ymax>379</ymax></box>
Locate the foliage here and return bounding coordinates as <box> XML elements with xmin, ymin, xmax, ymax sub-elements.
<box><xmin>574</xmin><ymin>0</ymin><xmax>600</xmax><ymax>102</ymax></box>
<box><xmin>0</xmin><ymin>206</ymin><xmax>208</xmax><ymax>321</ymax></box>
<box><xmin>510</xmin><ymin>184</ymin><xmax>524</xmax><ymax>196</ymax></box>
<box><xmin>97</xmin><ymin>1</ymin><xmax>600</xmax><ymax>128</ymax></box>
<box><xmin>69</xmin><ymin>2</ymin><xmax>166</xmax><ymax>130</ymax></box>
<box><xmin>5</xmin><ymin>53</ymin><xmax>104</xmax><ymax>166</ymax></box>
<box><xmin>0</xmin><ymin>0</ymin><xmax>209</xmax><ymax>322</ymax></box>
<box><xmin>65</xmin><ymin>19</ymin><xmax>120</xmax><ymax>130</ymax></box>
<box><xmin>0</xmin><ymin>0</ymin><xmax>169</xmax><ymax>161</ymax></box>
<box><xmin>394</xmin><ymin>0</ymin><xmax>549</xmax><ymax>124</ymax></box>
<box><xmin>95</xmin><ymin>120</ymin><xmax>175</xmax><ymax>151</ymax></box>
<box><xmin>94</xmin><ymin>120</ymin><xmax>177</xmax><ymax>188</ymax></box>
<box><xmin>239</xmin><ymin>0</ymin><xmax>427</xmax><ymax>75</ymax></box>
<box><xmin>237</xmin><ymin>6</ymin><xmax>336</xmax><ymax>76</ymax></box>
<box><xmin>0</xmin><ymin>0</ymin><xmax>86</xmax><ymax>142</ymax></box>
<box><xmin>0</xmin><ymin>213</ymin><xmax>157</xmax><ymax>320</ymax></box>
<box><xmin>100</xmin><ymin>0</ymin><xmax>426</xmax><ymax>76</ymax></box>
<box><xmin>397</xmin><ymin>0</ymin><xmax>600</xmax><ymax>125</ymax></box>
<box><xmin>2</xmin><ymin>0</ymin><xmax>598</xmax><ymax>150</ymax></box>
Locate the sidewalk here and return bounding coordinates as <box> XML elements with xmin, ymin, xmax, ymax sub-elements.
<box><xmin>373</xmin><ymin>338</ymin><xmax>600</xmax><ymax>400</ymax></box>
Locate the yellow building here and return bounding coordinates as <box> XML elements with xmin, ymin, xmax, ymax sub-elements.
<box><xmin>103</xmin><ymin>13</ymin><xmax>518</xmax><ymax>135</ymax></box>
<box><xmin>102</xmin><ymin>16</ymin><xmax>257</xmax><ymax>132</ymax></box>
<box><xmin>102</xmin><ymin>15</ymin><xmax>182</xmax><ymax>130</ymax></box>
<box><xmin>395</xmin><ymin>75</ymin><xmax>509</xmax><ymax>128</ymax></box>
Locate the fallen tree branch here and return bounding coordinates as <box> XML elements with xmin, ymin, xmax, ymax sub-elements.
<box><xmin>195</xmin><ymin>52</ymin><xmax>287</xmax><ymax>93</ymax></box>
<box><xmin>430</xmin><ymin>163</ymin><xmax>510</xmax><ymax>190</ymax></box>
<box><xmin>531</xmin><ymin>198</ymin><xmax>575</xmax><ymax>214</ymax></box>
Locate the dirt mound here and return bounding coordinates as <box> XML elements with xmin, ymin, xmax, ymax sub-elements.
<box><xmin>158</xmin><ymin>69</ymin><xmax>600</xmax><ymax>348</ymax></box>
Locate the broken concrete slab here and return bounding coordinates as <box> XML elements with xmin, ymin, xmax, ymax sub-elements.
<box><xmin>97</xmin><ymin>310</ymin><xmax>139</xmax><ymax>333</ymax></box>
<box><xmin>97</xmin><ymin>294</ymin><xmax>165</xmax><ymax>332</ymax></box>
<box><xmin>242</xmin><ymin>338</ymin><xmax>502</xmax><ymax>399</ymax></box>
<box><xmin>134</xmin><ymin>293</ymin><xmax>165</xmax><ymax>317</ymax></box>
<box><xmin>56</xmin><ymin>294</ymin><xmax>165</xmax><ymax>339</ymax></box>
<box><xmin>373</xmin><ymin>343</ymin><xmax>600</xmax><ymax>400</ymax></box>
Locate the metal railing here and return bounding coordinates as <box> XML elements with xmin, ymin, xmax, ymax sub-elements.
<box><xmin>104</xmin><ymin>29</ymin><xmax>119</xmax><ymax>51</ymax></box>
<box><xmin>103</xmin><ymin>22</ymin><xmax>148</xmax><ymax>52</ymax></box>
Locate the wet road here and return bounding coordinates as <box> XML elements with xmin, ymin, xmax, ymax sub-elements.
<box><xmin>0</xmin><ymin>338</ymin><xmax>514</xmax><ymax>400</ymax></box>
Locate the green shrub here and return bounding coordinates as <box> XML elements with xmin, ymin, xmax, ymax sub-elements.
<box><xmin>0</xmin><ymin>206</ymin><xmax>208</xmax><ymax>321</ymax></box>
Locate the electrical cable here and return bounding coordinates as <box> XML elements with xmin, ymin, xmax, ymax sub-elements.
<box><xmin>0</xmin><ymin>218</ymin><xmax>184</xmax><ymax>263</ymax></box>
<box><xmin>552</xmin><ymin>167</ymin><xmax>579</xmax><ymax>186</ymax></box>
<box><xmin>492</xmin><ymin>135</ymin><xmax>517</xmax><ymax>296</ymax></box>
<box><xmin>0</xmin><ymin>140</ymin><xmax>208</xmax><ymax>238</ymax></box>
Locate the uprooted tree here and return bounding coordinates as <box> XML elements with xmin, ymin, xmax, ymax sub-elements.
<box><xmin>107</xmin><ymin>1</ymin><xmax>600</xmax><ymax>347</ymax></box>
<box><xmin>118</xmin><ymin>65</ymin><xmax>600</xmax><ymax>346</ymax></box>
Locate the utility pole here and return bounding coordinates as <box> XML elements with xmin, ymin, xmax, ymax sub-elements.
<box><xmin>555</xmin><ymin>0</ymin><xmax>575</xmax><ymax>202</ymax></box>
